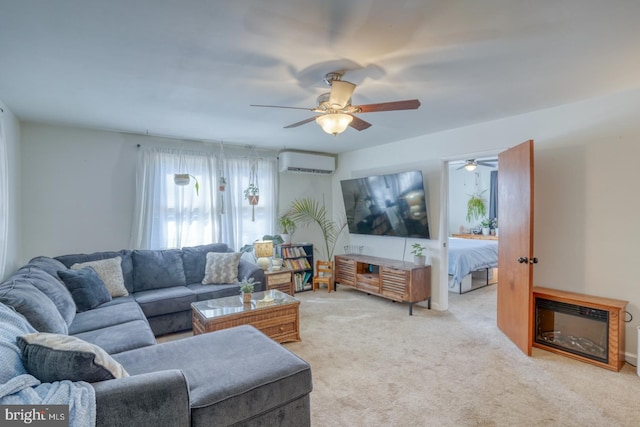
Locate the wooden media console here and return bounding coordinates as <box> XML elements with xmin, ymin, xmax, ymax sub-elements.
<box><xmin>334</xmin><ymin>254</ymin><xmax>431</xmax><ymax>315</ymax></box>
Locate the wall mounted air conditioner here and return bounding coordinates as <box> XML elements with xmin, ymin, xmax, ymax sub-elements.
<box><xmin>279</xmin><ymin>151</ymin><xmax>336</xmax><ymax>175</ymax></box>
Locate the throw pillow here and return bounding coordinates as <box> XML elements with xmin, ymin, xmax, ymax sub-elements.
<box><xmin>58</xmin><ymin>268</ymin><xmax>112</xmax><ymax>312</ymax></box>
<box><xmin>71</xmin><ymin>256</ymin><xmax>128</xmax><ymax>297</ymax></box>
<box><xmin>17</xmin><ymin>332</ymin><xmax>129</xmax><ymax>383</ymax></box>
<box><xmin>202</xmin><ymin>252</ymin><xmax>242</xmax><ymax>284</ymax></box>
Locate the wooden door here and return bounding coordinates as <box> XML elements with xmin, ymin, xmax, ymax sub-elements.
<box><xmin>497</xmin><ymin>140</ymin><xmax>535</xmax><ymax>355</ymax></box>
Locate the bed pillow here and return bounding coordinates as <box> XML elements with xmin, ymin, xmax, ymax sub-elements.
<box><xmin>71</xmin><ymin>256</ymin><xmax>128</xmax><ymax>297</ymax></box>
<box><xmin>58</xmin><ymin>268</ymin><xmax>112</xmax><ymax>312</ymax></box>
<box><xmin>17</xmin><ymin>332</ymin><xmax>129</xmax><ymax>383</ymax></box>
<box><xmin>202</xmin><ymin>252</ymin><xmax>242</xmax><ymax>284</ymax></box>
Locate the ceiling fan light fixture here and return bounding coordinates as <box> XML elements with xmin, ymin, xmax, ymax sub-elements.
<box><xmin>316</xmin><ymin>113</ymin><xmax>353</xmax><ymax>136</ymax></box>
<box><xmin>464</xmin><ymin>162</ymin><xmax>477</xmax><ymax>171</ymax></box>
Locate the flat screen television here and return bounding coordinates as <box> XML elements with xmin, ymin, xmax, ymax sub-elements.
<box><xmin>340</xmin><ymin>170</ymin><xmax>430</xmax><ymax>239</ymax></box>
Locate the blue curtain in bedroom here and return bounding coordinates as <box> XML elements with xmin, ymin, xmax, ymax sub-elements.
<box><xmin>489</xmin><ymin>170</ymin><xmax>498</xmax><ymax>220</ymax></box>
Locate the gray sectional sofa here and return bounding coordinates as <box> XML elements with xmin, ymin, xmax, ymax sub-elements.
<box><xmin>0</xmin><ymin>243</ymin><xmax>312</xmax><ymax>426</ymax></box>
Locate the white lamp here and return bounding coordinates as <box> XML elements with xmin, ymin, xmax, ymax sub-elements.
<box><xmin>316</xmin><ymin>113</ymin><xmax>353</xmax><ymax>136</ymax></box>
<box><xmin>254</xmin><ymin>240</ymin><xmax>274</xmax><ymax>270</ymax></box>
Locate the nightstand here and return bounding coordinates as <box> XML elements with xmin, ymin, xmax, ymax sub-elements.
<box><xmin>264</xmin><ymin>269</ymin><xmax>294</xmax><ymax>295</ymax></box>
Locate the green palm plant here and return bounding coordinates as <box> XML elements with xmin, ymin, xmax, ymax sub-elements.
<box><xmin>288</xmin><ymin>197</ymin><xmax>347</xmax><ymax>261</ymax></box>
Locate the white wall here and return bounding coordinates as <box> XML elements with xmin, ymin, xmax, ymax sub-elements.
<box><xmin>448</xmin><ymin>166</ymin><xmax>495</xmax><ymax>234</ymax></box>
<box><xmin>0</xmin><ymin>102</ymin><xmax>22</xmax><ymax>279</ymax></box>
<box><xmin>21</xmin><ymin>123</ymin><xmax>140</xmax><ymax>260</ymax></box>
<box><xmin>335</xmin><ymin>88</ymin><xmax>640</xmax><ymax>362</ymax></box>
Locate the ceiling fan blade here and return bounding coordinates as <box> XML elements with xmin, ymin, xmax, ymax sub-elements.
<box><xmin>354</xmin><ymin>99</ymin><xmax>421</xmax><ymax>113</ymax></box>
<box><xmin>329</xmin><ymin>80</ymin><xmax>356</xmax><ymax>109</ymax></box>
<box><xmin>477</xmin><ymin>160</ymin><xmax>498</xmax><ymax>167</ymax></box>
<box><xmin>348</xmin><ymin>115</ymin><xmax>372</xmax><ymax>131</ymax></box>
<box><xmin>251</xmin><ymin>104</ymin><xmax>312</xmax><ymax>111</ymax></box>
<box><xmin>284</xmin><ymin>116</ymin><xmax>318</xmax><ymax>128</ymax></box>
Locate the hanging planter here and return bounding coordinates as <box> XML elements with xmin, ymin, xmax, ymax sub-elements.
<box><xmin>174</xmin><ymin>173</ymin><xmax>200</xmax><ymax>195</ymax></box>
<box><xmin>244</xmin><ymin>183</ymin><xmax>260</xmax><ymax>221</ymax></box>
<box><xmin>218</xmin><ymin>176</ymin><xmax>227</xmax><ymax>192</ymax></box>
<box><xmin>174</xmin><ymin>145</ymin><xmax>199</xmax><ymax>195</ymax></box>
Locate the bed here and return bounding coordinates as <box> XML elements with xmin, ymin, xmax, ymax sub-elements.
<box><xmin>448</xmin><ymin>237</ymin><xmax>498</xmax><ymax>293</ymax></box>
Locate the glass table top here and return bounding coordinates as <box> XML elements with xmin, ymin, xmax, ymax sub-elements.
<box><xmin>191</xmin><ymin>289</ymin><xmax>298</xmax><ymax>320</ymax></box>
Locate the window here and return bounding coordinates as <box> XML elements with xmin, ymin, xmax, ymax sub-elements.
<box><xmin>132</xmin><ymin>146</ymin><xmax>277</xmax><ymax>251</ymax></box>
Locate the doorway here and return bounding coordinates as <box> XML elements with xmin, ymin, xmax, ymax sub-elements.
<box><xmin>446</xmin><ymin>157</ymin><xmax>499</xmax><ymax>298</ymax></box>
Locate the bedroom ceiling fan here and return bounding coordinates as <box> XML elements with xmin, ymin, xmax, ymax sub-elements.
<box><xmin>251</xmin><ymin>72</ymin><xmax>421</xmax><ymax>136</ymax></box>
<box><xmin>457</xmin><ymin>159</ymin><xmax>498</xmax><ymax>171</ymax></box>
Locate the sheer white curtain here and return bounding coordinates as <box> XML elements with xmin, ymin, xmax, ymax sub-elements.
<box><xmin>0</xmin><ymin>110</ymin><xmax>7</xmax><ymax>277</ymax></box>
<box><xmin>132</xmin><ymin>146</ymin><xmax>277</xmax><ymax>251</ymax></box>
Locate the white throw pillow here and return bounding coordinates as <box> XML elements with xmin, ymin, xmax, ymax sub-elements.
<box><xmin>202</xmin><ymin>252</ymin><xmax>242</xmax><ymax>284</ymax></box>
<box><xmin>71</xmin><ymin>256</ymin><xmax>129</xmax><ymax>297</ymax></box>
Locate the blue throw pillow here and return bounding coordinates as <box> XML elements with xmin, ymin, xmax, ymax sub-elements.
<box><xmin>58</xmin><ymin>267</ymin><xmax>112</xmax><ymax>312</ymax></box>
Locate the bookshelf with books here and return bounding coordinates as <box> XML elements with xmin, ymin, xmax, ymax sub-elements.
<box><xmin>277</xmin><ymin>244</ymin><xmax>314</xmax><ymax>292</ymax></box>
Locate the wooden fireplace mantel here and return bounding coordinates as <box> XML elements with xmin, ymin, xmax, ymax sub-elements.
<box><xmin>532</xmin><ymin>286</ymin><xmax>628</xmax><ymax>371</ymax></box>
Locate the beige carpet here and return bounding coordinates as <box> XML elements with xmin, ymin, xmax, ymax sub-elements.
<box><xmin>283</xmin><ymin>284</ymin><xmax>640</xmax><ymax>427</ymax></box>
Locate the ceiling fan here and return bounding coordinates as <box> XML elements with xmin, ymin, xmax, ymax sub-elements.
<box><xmin>457</xmin><ymin>159</ymin><xmax>498</xmax><ymax>171</ymax></box>
<box><xmin>251</xmin><ymin>72</ymin><xmax>421</xmax><ymax>136</ymax></box>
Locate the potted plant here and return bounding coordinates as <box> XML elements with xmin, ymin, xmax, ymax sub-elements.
<box><xmin>239</xmin><ymin>277</ymin><xmax>257</xmax><ymax>303</ymax></box>
<box><xmin>218</xmin><ymin>176</ymin><xmax>227</xmax><ymax>192</ymax></box>
<box><xmin>411</xmin><ymin>243</ymin><xmax>427</xmax><ymax>266</ymax></box>
<box><xmin>466</xmin><ymin>190</ymin><xmax>487</xmax><ymax>223</ymax></box>
<box><xmin>288</xmin><ymin>197</ymin><xmax>347</xmax><ymax>261</ymax></box>
<box><xmin>278</xmin><ymin>215</ymin><xmax>296</xmax><ymax>244</ymax></box>
<box><xmin>174</xmin><ymin>173</ymin><xmax>200</xmax><ymax>196</ymax></box>
<box><xmin>480</xmin><ymin>218</ymin><xmax>492</xmax><ymax>236</ymax></box>
<box><xmin>244</xmin><ymin>183</ymin><xmax>260</xmax><ymax>221</ymax></box>
<box><xmin>491</xmin><ymin>217</ymin><xmax>499</xmax><ymax>236</ymax></box>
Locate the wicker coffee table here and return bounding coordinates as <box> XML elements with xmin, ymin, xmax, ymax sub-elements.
<box><xmin>191</xmin><ymin>289</ymin><xmax>300</xmax><ymax>343</ymax></box>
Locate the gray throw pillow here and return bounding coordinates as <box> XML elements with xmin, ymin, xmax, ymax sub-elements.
<box><xmin>0</xmin><ymin>278</ymin><xmax>68</xmax><ymax>334</ymax></box>
<box><xmin>58</xmin><ymin>268</ymin><xmax>112</xmax><ymax>312</ymax></box>
<box><xmin>17</xmin><ymin>332</ymin><xmax>129</xmax><ymax>383</ymax></box>
<box><xmin>202</xmin><ymin>252</ymin><xmax>242</xmax><ymax>284</ymax></box>
<box><xmin>71</xmin><ymin>256</ymin><xmax>128</xmax><ymax>297</ymax></box>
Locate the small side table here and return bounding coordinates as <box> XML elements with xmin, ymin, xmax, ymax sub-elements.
<box><xmin>264</xmin><ymin>269</ymin><xmax>294</xmax><ymax>295</ymax></box>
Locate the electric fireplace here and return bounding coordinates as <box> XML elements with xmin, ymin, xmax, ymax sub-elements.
<box><xmin>532</xmin><ymin>287</ymin><xmax>627</xmax><ymax>371</ymax></box>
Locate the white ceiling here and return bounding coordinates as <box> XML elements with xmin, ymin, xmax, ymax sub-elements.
<box><xmin>1</xmin><ymin>1</ymin><xmax>639</xmax><ymax>154</ymax></box>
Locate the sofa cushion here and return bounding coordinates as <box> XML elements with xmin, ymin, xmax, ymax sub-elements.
<box><xmin>17</xmin><ymin>332</ymin><xmax>129</xmax><ymax>383</ymax></box>
<box><xmin>132</xmin><ymin>249</ymin><xmax>187</xmax><ymax>292</ymax></box>
<box><xmin>0</xmin><ymin>302</ymin><xmax>37</xmax><ymax>384</ymax></box>
<box><xmin>113</xmin><ymin>325</ymin><xmax>313</xmax><ymax>426</ymax></box>
<box><xmin>56</xmin><ymin>250</ymin><xmax>135</xmax><ymax>294</ymax></box>
<box><xmin>182</xmin><ymin>243</ymin><xmax>231</xmax><ymax>284</ymax></box>
<box><xmin>202</xmin><ymin>252</ymin><xmax>242</xmax><ymax>285</ymax></box>
<box><xmin>26</xmin><ymin>256</ymin><xmax>68</xmax><ymax>282</ymax></box>
<box><xmin>68</xmin><ymin>301</ymin><xmax>149</xmax><ymax>335</ymax></box>
<box><xmin>58</xmin><ymin>268</ymin><xmax>112</xmax><ymax>312</ymax></box>
<box><xmin>71</xmin><ymin>256</ymin><xmax>129</xmax><ymax>297</ymax></box>
<box><xmin>133</xmin><ymin>286</ymin><xmax>196</xmax><ymax>318</ymax></box>
<box><xmin>0</xmin><ymin>277</ymin><xmax>68</xmax><ymax>334</ymax></box>
<box><xmin>14</xmin><ymin>266</ymin><xmax>76</xmax><ymax>326</ymax></box>
<box><xmin>73</xmin><ymin>319</ymin><xmax>156</xmax><ymax>355</ymax></box>
<box><xmin>187</xmin><ymin>283</ymin><xmax>242</xmax><ymax>301</ymax></box>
